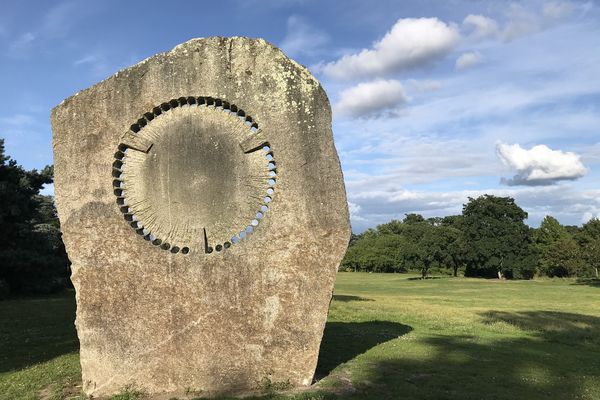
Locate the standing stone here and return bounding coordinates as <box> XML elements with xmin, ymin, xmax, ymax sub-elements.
<box><xmin>51</xmin><ymin>37</ymin><xmax>350</xmax><ymax>398</ymax></box>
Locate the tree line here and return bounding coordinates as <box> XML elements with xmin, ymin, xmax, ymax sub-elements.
<box><xmin>342</xmin><ymin>194</ymin><xmax>600</xmax><ymax>279</ymax></box>
<box><xmin>0</xmin><ymin>139</ymin><xmax>69</xmax><ymax>297</ymax></box>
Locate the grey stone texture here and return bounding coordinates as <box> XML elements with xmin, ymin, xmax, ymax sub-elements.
<box><xmin>51</xmin><ymin>37</ymin><xmax>350</xmax><ymax>398</ymax></box>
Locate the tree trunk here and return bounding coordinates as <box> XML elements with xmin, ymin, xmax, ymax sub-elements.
<box><xmin>596</xmin><ymin>267</ymin><xmax>599</xmax><ymax>278</ymax></box>
<box><xmin>497</xmin><ymin>270</ymin><xmax>503</xmax><ymax>279</ymax></box>
<box><xmin>453</xmin><ymin>266</ymin><xmax>458</xmax><ymax>277</ymax></box>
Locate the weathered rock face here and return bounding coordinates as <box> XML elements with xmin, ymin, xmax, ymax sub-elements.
<box><xmin>51</xmin><ymin>37</ymin><xmax>350</xmax><ymax>398</ymax></box>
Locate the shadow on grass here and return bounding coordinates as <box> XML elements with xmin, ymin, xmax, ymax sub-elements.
<box><xmin>332</xmin><ymin>295</ymin><xmax>374</xmax><ymax>302</ymax></box>
<box><xmin>332</xmin><ymin>311</ymin><xmax>600</xmax><ymax>400</ymax></box>
<box><xmin>315</xmin><ymin>321</ymin><xmax>412</xmax><ymax>379</ymax></box>
<box><xmin>406</xmin><ymin>276</ymin><xmax>443</xmax><ymax>281</ymax></box>
<box><xmin>0</xmin><ymin>291</ymin><xmax>78</xmax><ymax>373</ymax></box>
<box><xmin>572</xmin><ymin>278</ymin><xmax>600</xmax><ymax>288</ymax></box>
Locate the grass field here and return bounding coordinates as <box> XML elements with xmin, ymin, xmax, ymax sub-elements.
<box><xmin>1</xmin><ymin>273</ymin><xmax>599</xmax><ymax>400</ymax></box>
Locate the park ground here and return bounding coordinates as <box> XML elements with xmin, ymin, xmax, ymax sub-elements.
<box><xmin>1</xmin><ymin>273</ymin><xmax>599</xmax><ymax>400</ymax></box>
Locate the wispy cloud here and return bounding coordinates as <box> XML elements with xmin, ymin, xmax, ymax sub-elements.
<box><xmin>6</xmin><ymin>1</ymin><xmax>98</xmax><ymax>57</ymax></box>
<box><xmin>280</xmin><ymin>15</ymin><xmax>329</xmax><ymax>58</ymax></box>
<box><xmin>455</xmin><ymin>51</ymin><xmax>482</xmax><ymax>70</ymax></box>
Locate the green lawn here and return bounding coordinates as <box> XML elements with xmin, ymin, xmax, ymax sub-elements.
<box><xmin>1</xmin><ymin>274</ymin><xmax>599</xmax><ymax>400</ymax></box>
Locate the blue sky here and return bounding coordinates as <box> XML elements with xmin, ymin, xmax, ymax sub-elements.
<box><xmin>1</xmin><ymin>0</ymin><xmax>600</xmax><ymax>232</ymax></box>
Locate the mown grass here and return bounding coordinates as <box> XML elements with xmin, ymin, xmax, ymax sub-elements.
<box><xmin>1</xmin><ymin>275</ymin><xmax>599</xmax><ymax>399</ymax></box>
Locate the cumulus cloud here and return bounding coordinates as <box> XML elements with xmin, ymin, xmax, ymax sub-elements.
<box><xmin>335</xmin><ymin>79</ymin><xmax>408</xmax><ymax>118</ymax></box>
<box><xmin>496</xmin><ymin>142</ymin><xmax>588</xmax><ymax>186</ymax></box>
<box><xmin>455</xmin><ymin>51</ymin><xmax>482</xmax><ymax>69</ymax></box>
<box><xmin>463</xmin><ymin>14</ymin><xmax>499</xmax><ymax>39</ymax></box>
<box><xmin>280</xmin><ymin>15</ymin><xmax>329</xmax><ymax>58</ymax></box>
<box><xmin>321</xmin><ymin>17</ymin><xmax>459</xmax><ymax>80</ymax></box>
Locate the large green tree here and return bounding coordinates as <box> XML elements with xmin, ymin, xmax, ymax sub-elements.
<box><xmin>462</xmin><ymin>195</ymin><xmax>534</xmax><ymax>279</ymax></box>
<box><xmin>539</xmin><ymin>236</ymin><xmax>583</xmax><ymax>277</ymax></box>
<box><xmin>0</xmin><ymin>139</ymin><xmax>69</xmax><ymax>296</ymax></box>
<box><xmin>575</xmin><ymin>218</ymin><xmax>600</xmax><ymax>277</ymax></box>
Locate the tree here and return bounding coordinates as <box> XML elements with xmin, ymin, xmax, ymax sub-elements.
<box><xmin>414</xmin><ymin>225</ymin><xmax>462</xmax><ymax>279</ymax></box>
<box><xmin>403</xmin><ymin>213</ymin><xmax>425</xmax><ymax>225</ymax></box>
<box><xmin>341</xmin><ymin>234</ymin><xmax>408</xmax><ymax>273</ymax></box>
<box><xmin>539</xmin><ymin>236</ymin><xmax>583</xmax><ymax>277</ymax></box>
<box><xmin>0</xmin><ymin>139</ymin><xmax>69</xmax><ymax>296</ymax></box>
<box><xmin>575</xmin><ymin>218</ymin><xmax>600</xmax><ymax>278</ymax></box>
<box><xmin>462</xmin><ymin>195</ymin><xmax>533</xmax><ymax>279</ymax></box>
<box><xmin>534</xmin><ymin>216</ymin><xmax>568</xmax><ymax>248</ymax></box>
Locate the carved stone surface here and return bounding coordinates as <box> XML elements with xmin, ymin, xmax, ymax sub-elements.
<box><xmin>51</xmin><ymin>37</ymin><xmax>350</xmax><ymax>398</ymax></box>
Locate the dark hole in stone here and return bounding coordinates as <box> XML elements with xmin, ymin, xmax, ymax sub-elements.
<box><xmin>207</xmin><ymin>246</ymin><xmax>213</xmax><ymax>253</ymax></box>
<box><xmin>143</xmin><ymin>235</ymin><xmax>151</xmax><ymax>241</ymax></box>
<box><xmin>181</xmin><ymin>247</ymin><xmax>190</xmax><ymax>254</ymax></box>
<box><xmin>170</xmin><ymin>246</ymin><xmax>180</xmax><ymax>253</ymax></box>
<box><xmin>114</xmin><ymin>189</ymin><xmax>123</xmax><ymax>196</ymax></box>
<box><xmin>120</xmin><ymin>206</ymin><xmax>129</xmax><ymax>214</ymax></box>
<box><xmin>153</xmin><ymin>106</ymin><xmax>162</xmax><ymax>116</ymax></box>
<box><xmin>161</xmin><ymin>243</ymin><xmax>170</xmax><ymax>250</ymax></box>
<box><xmin>178</xmin><ymin>97</ymin><xmax>187</xmax><ymax>106</ymax></box>
<box><xmin>160</xmin><ymin>102</ymin><xmax>171</xmax><ymax>111</ymax></box>
<box><xmin>144</xmin><ymin>112</ymin><xmax>154</xmax><ymax>121</ymax></box>
<box><xmin>215</xmin><ymin>99</ymin><xmax>223</xmax><ymax>107</ymax></box>
<box><xmin>187</xmin><ymin>97</ymin><xmax>196</xmax><ymax>105</ymax></box>
<box><xmin>197</xmin><ymin>97</ymin><xmax>206</xmax><ymax>105</ymax></box>
<box><xmin>135</xmin><ymin>228</ymin><xmax>145</xmax><ymax>235</ymax></box>
<box><xmin>113</xmin><ymin>160</ymin><xmax>123</xmax><ymax>169</ymax></box>
<box><xmin>215</xmin><ymin>244</ymin><xmax>223</xmax><ymax>252</ymax></box>
<box><xmin>124</xmin><ymin>214</ymin><xmax>134</xmax><ymax>222</ymax></box>
<box><xmin>137</xmin><ymin>118</ymin><xmax>147</xmax><ymax>128</ymax></box>
<box><xmin>130</xmin><ymin>124</ymin><xmax>140</xmax><ymax>133</ymax></box>
<box><xmin>169</xmin><ymin>99</ymin><xmax>179</xmax><ymax>108</ymax></box>
<box><xmin>230</xmin><ymin>104</ymin><xmax>238</xmax><ymax>112</ymax></box>
<box><xmin>115</xmin><ymin>151</ymin><xmax>125</xmax><ymax>159</ymax></box>
<box><xmin>111</xmin><ymin>170</ymin><xmax>121</xmax><ymax>178</ymax></box>
<box><xmin>224</xmin><ymin>242</ymin><xmax>231</xmax><ymax>249</ymax></box>
<box><xmin>152</xmin><ymin>238</ymin><xmax>162</xmax><ymax>245</ymax></box>
<box><xmin>222</xmin><ymin>101</ymin><xmax>230</xmax><ymax>110</ymax></box>
<box><xmin>206</xmin><ymin>97</ymin><xmax>214</xmax><ymax>106</ymax></box>
<box><xmin>116</xmin><ymin>198</ymin><xmax>125</xmax><ymax>206</ymax></box>
<box><xmin>118</xmin><ymin>144</ymin><xmax>128</xmax><ymax>152</ymax></box>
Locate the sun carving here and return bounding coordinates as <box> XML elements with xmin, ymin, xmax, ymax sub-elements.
<box><xmin>112</xmin><ymin>97</ymin><xmax>277</xmax><ymax>254</ymax></box>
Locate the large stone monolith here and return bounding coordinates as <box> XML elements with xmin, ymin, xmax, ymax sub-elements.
<box><xmin>51</xmin><ymin>37</ymin><xmax>350</xmax><ymax>398</ymax></box>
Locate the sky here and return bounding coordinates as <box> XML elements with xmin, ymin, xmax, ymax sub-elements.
<box><xmin>1</xmin><ymin>0</ymin><xmax>600</xmax><ymax>232</ymax></box>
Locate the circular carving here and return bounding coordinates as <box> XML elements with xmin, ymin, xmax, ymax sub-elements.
<box><xmin>112</xmin><ymin>97</ymin><xmax>276</xmax><ymax>254</ymax></box>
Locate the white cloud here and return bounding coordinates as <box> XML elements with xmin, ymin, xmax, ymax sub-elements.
<box><xmin>280</xmin><ymin>15</ymin><xmax>329</xmax><ymax>58</ymax></box>
<box><xmin>455</xmin><ymin>51</ymin><xmax>482</xmax><ymax>70</ymax></box>
<box><xmin>321</xmin><ymin>17</ymin><xmax>460</xmax><ymax>80</ymax></box>
<box><xmin>335</xmin><ymin>79</ymin><xmax>408</xmax><ymax>118</ymax></box>
<box><xmin>463</xmin><ymin>14</ymin><xmax>499</xmax><ymax>39</ymax></box>
<box><xmin>496</xmin><ymin>142</ymin><xmax>588</xmax><ymax>186</ymax></box>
